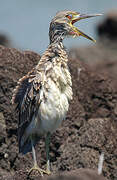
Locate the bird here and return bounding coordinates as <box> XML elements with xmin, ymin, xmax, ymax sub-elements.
<box><xmin>12</xmin><ymin>10</ymin><xmax>102</xmax><ymax>176</ymax></box>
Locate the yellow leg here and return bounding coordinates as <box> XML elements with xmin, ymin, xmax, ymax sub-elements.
<box><xmin>28</xmin><ymin>136</ymin><xmax>51</xmax><ymax>177</ymax></box>
<box><xmin>45</xmin><ymin>133</ymin><xmax>51</xmax><ymax>175</ymax></box>
<box><xmin>45</xmin><ymin>160</ymin><xmax>51</xmax><ymax>175</ymax></box>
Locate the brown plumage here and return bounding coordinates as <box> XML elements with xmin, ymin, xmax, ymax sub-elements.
<box><xmin>12</xmin><ymin>10</ymin><xmax>102</xmax><ymax>176</ymax></box>
<box><xmin>12</xmin><ymin>42</ymin><xmax>72</xmax><ymax>154</ymax></box>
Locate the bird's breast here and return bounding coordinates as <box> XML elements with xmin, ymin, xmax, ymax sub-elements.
<box><xmin>38</xmin><ymin>66</ymin><xmax>73</xmax><ymax>134</ymax></box>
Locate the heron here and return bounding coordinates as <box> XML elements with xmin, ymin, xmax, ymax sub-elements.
<box><xmin>12</xmin><ymin>10</ymin><xmax>101</xmax><ymax>176</ymax></box>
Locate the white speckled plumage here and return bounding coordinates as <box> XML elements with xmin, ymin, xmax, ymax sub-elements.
<box><xmin>12</xmin><ymin>10</ymin><xmax>100</xmax><ymax>175</ymax></box>
<box><xmin>24</xmin><ymin>45</ymin><xmax>72</xmax><ymax>142</ymax></box>
<box><xmin>12</xmin><ymin>41</ymin><xmax>73</xmax><ymax>153</ymax></box>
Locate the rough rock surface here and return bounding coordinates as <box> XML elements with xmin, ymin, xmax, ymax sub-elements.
<box><xmin>0</xmin><ymin>43</ymin><xmax>117</xmax><ymax>180</ymax></box>
<box><xmin>10</xmin><ymin>169</ymin><xmax>108</xmax><ymax>180</ymax></box>
<box><xmin>97</xmin><ymin>10</ymin><xmax>117</xmax><ymax>40</ymax></box>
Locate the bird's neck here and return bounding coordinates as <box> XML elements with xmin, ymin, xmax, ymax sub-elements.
<box><xmin>49</xmin><ymin>25</ymin><xmax>65</xmax><ymax>44</ymax></box>
<box><xmin>49</xmin><ymin>35</ymin><xmax>64</xmax><ymax>44</ymax></box>
<box><xmin>36</xmin><ymin>41</ymin><xmax>68</xmax><ymax>71</ymax></box>
<box><xmin>48</xmin><ymin>41</ymin><xmax>68</xmax><ymax>62</ymax></box>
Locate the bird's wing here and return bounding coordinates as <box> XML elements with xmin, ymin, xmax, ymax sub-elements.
<box><xmin>12</xmin><ymin>69</ymin><xmax>42</xmax><ymax>151</ymax></box>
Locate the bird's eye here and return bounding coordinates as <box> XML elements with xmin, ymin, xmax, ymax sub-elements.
<box><xmin>66</xmin><ymin>14</ymin><xmax>73</xmax><ymax>19</ymax></box>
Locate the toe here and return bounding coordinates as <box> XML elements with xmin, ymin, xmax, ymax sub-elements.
<box><xmin>28</xmin><ymin>166</ymin><xmax>44</xmax><ymax>177</ymax></box>
<box><xmin>46</xmin><ymin>169</ymin><xmax>51</xmax><ymax>175</ymax></box>
<box><xmin>28</xmin><ymin>165</ymin><xmax>51</xmax><ymax>177</ymax></box>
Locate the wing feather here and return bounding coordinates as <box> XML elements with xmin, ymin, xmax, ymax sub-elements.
<box><xmin>12</xmin><ymin>69</ymin><xmax>42</xmax><ymax>152</ymax></box>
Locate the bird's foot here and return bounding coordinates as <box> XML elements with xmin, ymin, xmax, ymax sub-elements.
<box><xmin>45</xmin><ymin>168</ymin><xmax>51</xmax><ymax>175</ymax></box>
<box><xmin>28</xmin><ymin>164</ymin><xmax>51</xmax><ymax>177</ymax></box>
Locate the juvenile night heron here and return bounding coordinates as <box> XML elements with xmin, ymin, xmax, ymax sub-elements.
<box><xmin>12</xmin><ymin>10</ymin><xmax>101</xmax><ymax>176</ymax></box>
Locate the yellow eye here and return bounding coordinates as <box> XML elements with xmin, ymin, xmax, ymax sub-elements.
<box><xmin>66</xmin><ymin>14</ymin><xmax>73</xmax><ymax>19</ymax></box>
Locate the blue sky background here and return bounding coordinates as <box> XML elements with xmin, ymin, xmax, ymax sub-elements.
<box><xmin>0</xmin><ymin>0</ymin><xmax>117</xmax><ymax>53</ymax></box>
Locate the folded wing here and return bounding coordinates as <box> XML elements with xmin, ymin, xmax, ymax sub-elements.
<box><xmin>12</xmin><ymin>69</ymin><xmax>42</xmax><ymax>153</ymax></box>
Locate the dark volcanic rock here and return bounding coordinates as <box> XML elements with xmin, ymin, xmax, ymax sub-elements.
<box><xmin>45</xmin><ymin>169</ymin><xmax>108</xmax><ymax>180</ymax></box>
<box><xmin>0</xmin><ymin>112</ymin><xmax>6</xmax><ymax>145</ymax></box>
<box><xmin>70</xmin><ymin>40</ymin><xmax>117</xmax><ymax>90</ymax></box>
<box><xmin>97</xmin><ymin>10</ymin><xmax>117</xmax><ymax>40</ymax></box>
<box><xmin>0</xmin><ymin>45</ymin><xmax>40</xmax><ymax>179</ymax></box>
<box><xmin>0</xmin><ymin>44</ymin><xmax>117</xmax><ymax>180</ymax></box>
<box><xmin>10</xmin><ymin>169</ymin><xmax>107</xmax><ymax>180</ymax></box>
<box><xmin>0</xmin><ymin>34</ymin><xmax>10</xmax><ymax>47</ymax></box>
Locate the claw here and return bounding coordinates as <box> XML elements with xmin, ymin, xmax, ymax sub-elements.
<box><xmin>28</xmin><ymin>136</ymin><xmax>51</xmax><ymax>177</ymax></box>
<box><xmin>45</xmin><ymin>168</ymin><xmax>51</xmax><ymax>175</ymax></box>
<box><xmin>28</xmin><ymin>165</ymin><xmax>44</xmax><ymax>177</ymax></box>
<box><xmin>28</xmin><ymin>164</ymin><xmax>51</xmax><ymax>177</ymax></box>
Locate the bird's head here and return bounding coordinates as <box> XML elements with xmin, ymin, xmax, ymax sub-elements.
<box><xmin>49</xmin><ymin>10</ymin><xmax>102</xmax><ymax>43</ymax></box>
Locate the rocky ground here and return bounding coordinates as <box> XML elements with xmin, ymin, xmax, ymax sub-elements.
<box><xmin>0</xmin><ymin>12</ymin><xmax>117</xmax><ymax>180</ymax></box>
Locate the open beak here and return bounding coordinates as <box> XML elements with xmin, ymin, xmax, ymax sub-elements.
<box><xmin>72</xmin><ymin>13</ymin><xmax>102</xmax><ymax>42</ymax></box>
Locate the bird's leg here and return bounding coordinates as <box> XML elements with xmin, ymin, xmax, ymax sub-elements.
<box><xmin>45</xmin><ymin>132</ymin><xmax>51</xmax><ymax>175</ymax></box>
<box><xmin>28</xmin><ymin>136</ymin><xmax>46</xmax><ymax>177</ymax></box>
